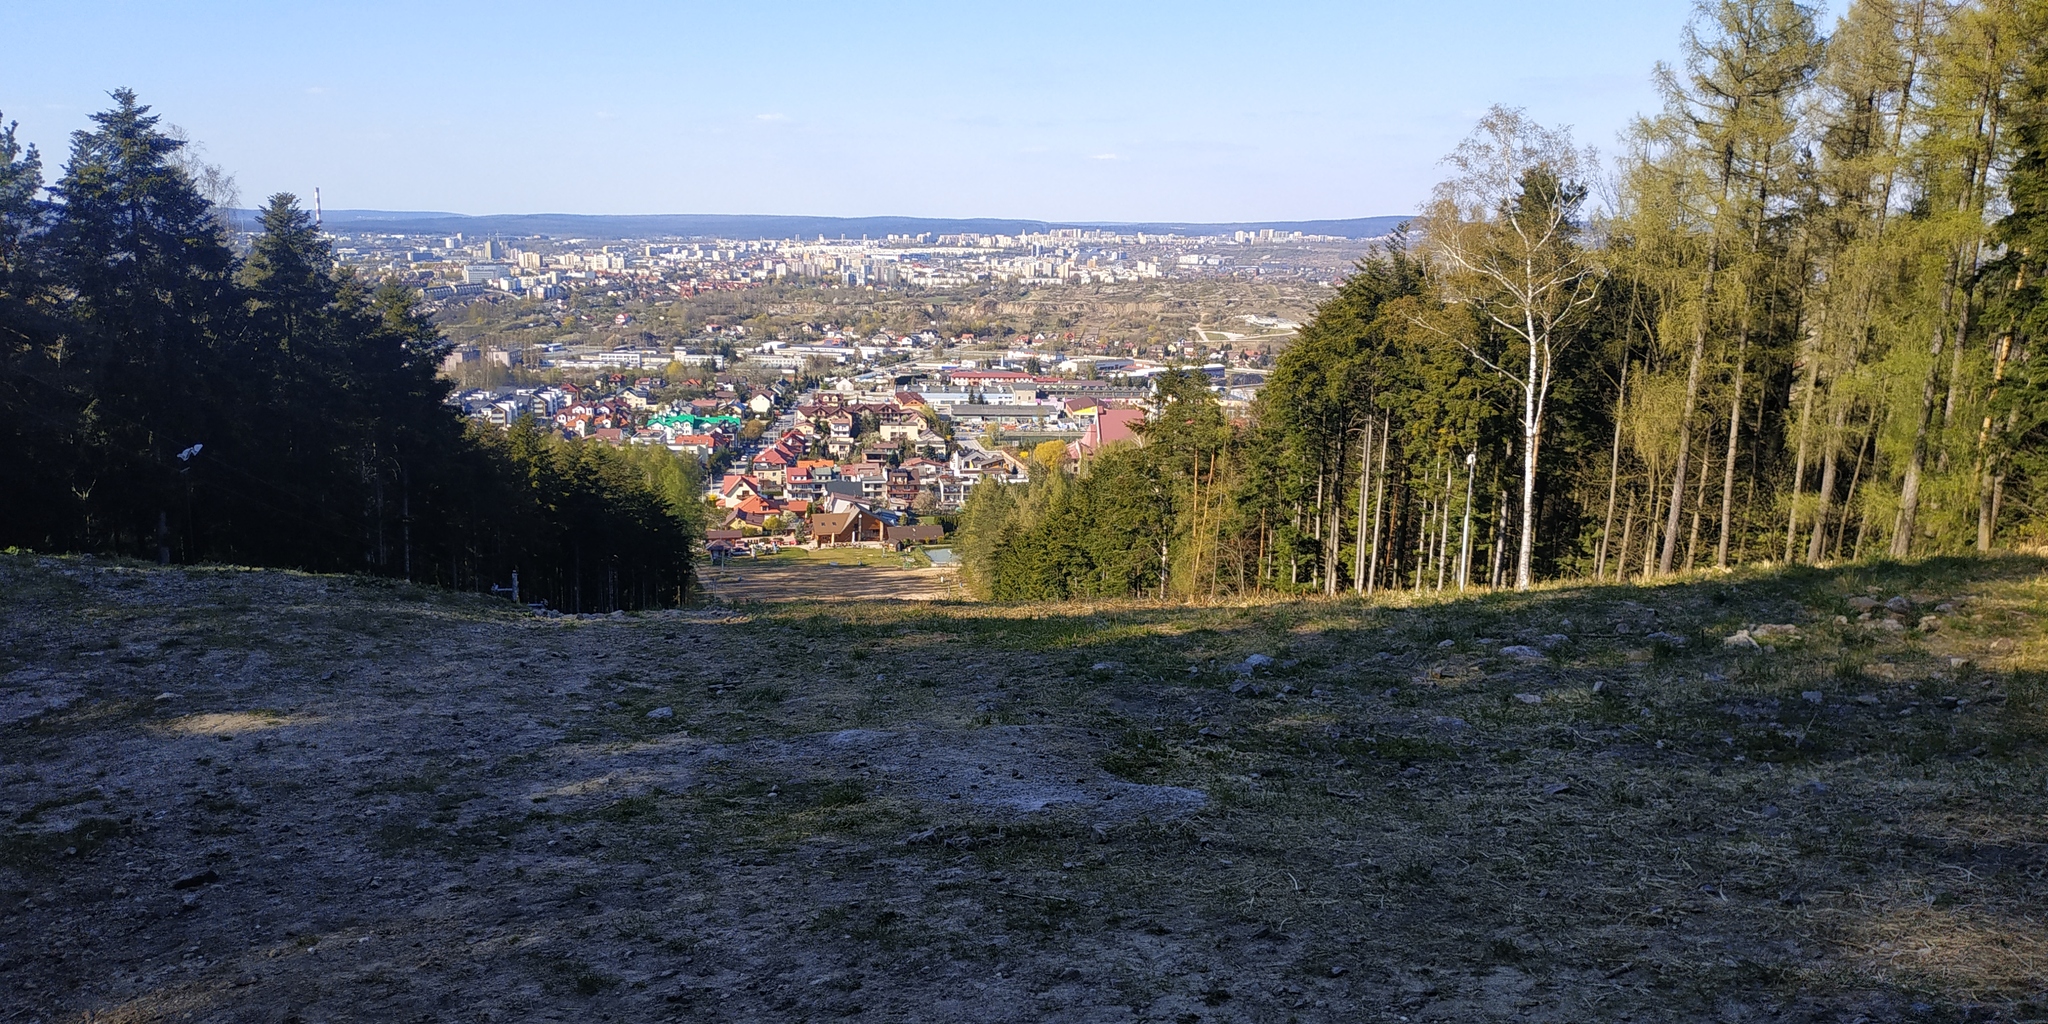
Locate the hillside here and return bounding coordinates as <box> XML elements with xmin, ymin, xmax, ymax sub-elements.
<box><xmin>3</xmin><ymin>553</ymin><xmax>2046</xmax><ymax>1022</ymax></box>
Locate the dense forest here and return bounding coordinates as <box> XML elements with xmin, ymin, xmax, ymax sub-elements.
<box><xmin>0</xmin><ymin>92</ymin><xmax>697</xmax><ymax>609</ymax></box>
<box><xmin>959</xmin><ymin>0</ymin><xmax>2048</xmax><ymax>601</ymax></box>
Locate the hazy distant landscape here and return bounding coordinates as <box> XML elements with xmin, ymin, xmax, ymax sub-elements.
<box><xmin>293</xmin><ymin>210</ymin><xmax>1412</xmax><ymax>243</ymax></box>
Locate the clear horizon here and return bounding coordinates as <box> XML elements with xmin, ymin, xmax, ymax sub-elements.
<box><xmin>5</xmin><ymin>1</ymin><xmax>1847</xmax><ymax>223</ymax></box>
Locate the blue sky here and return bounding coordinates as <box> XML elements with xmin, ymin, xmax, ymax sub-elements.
<box><xmin>1</xmin><ymin>1</ymin><xmax>1844</xmax><ymax>222</ymax></box>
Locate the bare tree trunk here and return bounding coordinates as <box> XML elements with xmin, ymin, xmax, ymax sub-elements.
<box><xmin>1716</xmin><ymin>338</ymin><xmax>1745</xmax><ymax>568</ymax></box>
<box><xmin>1642</xmin><ymin>463</ymin><xmax>1665</xmax><ymax>582</ymax></box>
<box><xmin>1518</xmin><ymin>356</ymin><xmax>1541</xmax><ymax>589</ymax></box>
<box><xmin>1977</xmin><ymin>333</ymin><xmax>2015</xmax><ymax>551</ymax></box>
<box><xmin>1685</xmin><ymin>434</ymin><xmax>1709</xmax><ymax>572</ymax></box>
<box><xmin>1785</xmin><ymin>348</ymin><xmax>1818</xmax><ymax>562</ymax></box>
<box><xmin>1598</xmin><ymin>359</ymin><xmax>1628</xmax><ymax>580</ymax></box>
<box><xmin>1490</xmin><ymin>485</ymin><xmax>1508</xmax><ymax>588</ymax></box>
<box><xmin>1311</xmin><ymin>467</ymin><xmax>1325</xmax><ymax>588</ymax></box>
<box><xmin>1368</xmin><ymin>418</ymin><xmax>1389</xmax><ymax>595</ymax></box>
<box><xmin>1354</xmin><ymin>422</ymin><xmax>1372</xmax><ymax>593</ymax></box>
<box><xmin>1898</xmin><ymin>81</ymin><xmax>1999</xmax><ymax>552</ymax></box>
<box><xmin>1617</xmin><ymin>492</ymin><xmax>1637</xmax><ymax>586</ymax></box>
<box><xmin>1893</xmin><ymin>251</ymin><xmax>1961</xmax><ymax>558</ymax></box>
<box><xmin>1436</xmin><ymin>460</ymin><xmax>1454</xmax><ymax>592</ymax></box>
<box><xmin>1808</xmin><ymin>397</ymin><xmax>1848</xmax><ymax>564</ymax></box>
<box><xmin>1660</xmin><ymin>238</ymin><xmax>1721</xmax><ymax>576</ymax></box>
<box><xmin>1326</xmin><ymin>453</ymin><xmax>1343</xmax><ymax>597</ymax></box>
<box><xmin>1458</xmin><ymin>454</ymin><xmax>1476</xmax><ymax>590</ymax></box>
<box><xmin>1834</xmin><ymin>407</ymin><xmax>1876</xmax><ymax>560</ymax></box>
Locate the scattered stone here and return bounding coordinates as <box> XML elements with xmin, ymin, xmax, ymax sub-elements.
<box><xmin>1847</xmin><ymin>596</ymin><xmax>1881</xmax><ymax>612</ymax></box>
<box><xmin>1935</xmin><ymin>602</ymin><xmax>1956</xmax><ymax>613</ymax></box>
<box><xmin>1091</xmin><ymin>661</ymin><xmax>1119</xmax><ymax>673</ymax></box>
<box><xmin>170</xmin><ymin>869</ymin><xmax>219</xmax><ymax>891</ymax></box>
<box><xmin>1534</xmin><ymin>633</ymin><xmax>1570</xmax><ymax>650</ymax></box>
<box><xmin>1874</xmin><ymin>618</ymin><xmax>1906</xmax><ymax>633</ymax></box>
<box><xmin>1435</xmin><ymin>639</ymin><xmax>1455</xmax><ymax>649</ymax></box>
<box><xmin>1235</xmin><ymin>654</ymin><xmax>1275</xmax><ymax>674</ymax></box>
<box><xmin>1431</xmin><ymin>716</ymin><xmax>1469</xmax><ymax>729</ymax></box>
<box><xmin>1854</xmin><ymin>694</ymin><xmax>1879</xmax><ymax>705</ymax></box>
<box><xmin>1916</xmin><ymin>615</ymin><xmax>1941</xmax><ymax>632</ymax></box>
<box><xmin>1309</xmin><ymin>688</ymin><xmax>1333</xmax><ymax>699</ymax></box>
<box><xmin>1543</xmin><ymin>782</ymin><xmax>1571</xmax><ymax>796</ymax></box>
<box><xmin>1801</xmin><ymin>690</ymin><xmax>1823</xmax><ymax>705</ymax></box>
<box><xmin>1644</xmin><ymin>631</ymin><xmax>1687</xmax><ymax>646</ymax></box>
<box><xmin>1328</xmin><ymin>966</ymin><xmax>1348</xmax><ymax>977</ymax></box>
<box><xmin>1498</xmin><ymin>645</ymin><xmax>1545</xmax><ymax>661</ymax></box>
<box><xmin>647</xmin><ymin>707</ymin><xmax>675</xmax><ymax>719</ymax></box>
<box><xmin>1722</xmin><ymin>630</ymin><xmax>1761</xmax><ymax>650</ymax></box>
<box><xmin>1752</xmin><ymin>623</ymin><xmax>1801</xmax><ymax>641</ymax></box>
<box><xmin>1883</xmin><ymin>595</ymin><xmax>1914</xmax><ymax>615</ymax></box>
<box><xmin>154</xmin><ymin>692</ymin><xmax>178</xmax><ymax>701</ymax></box>
<box><xmin>1948</xmin><ymin>657</ymin><xmax>1970</xmax><ymax>669</ymax></box>
<box><xmin>1591</xmin><ymin>680</ymin><xmax>1605</xmax><ymax>694</ymax></box>
<box><xmin>1514</xmin><ymin>693</ymin><xmax>1543</xmax><ymax>705</ymax></box>
<box><xmin>1227</xmin><ymin>679</ymin><xmax>1263</xmax><ymax>697</ymax></box>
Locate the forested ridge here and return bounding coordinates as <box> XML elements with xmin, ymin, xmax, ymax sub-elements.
<box><xmin>0</xmin><ymin>91</ymin><xmax>697</xmax><ymax>609</ymax></box>
<box><xmin>960</xmin><ymin>0</ymin><xmax>2048</xmax><ymax>601</ymax></box>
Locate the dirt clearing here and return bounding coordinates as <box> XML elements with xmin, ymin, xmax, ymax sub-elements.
<box><xmin>3</xmin><ymin>553</ymin><xmax>2047</xmax><ymax>1022</ymax></box>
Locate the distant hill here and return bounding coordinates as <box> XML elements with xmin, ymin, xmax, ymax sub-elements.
<box><xmin>278</xmin><ymin>210</ymin><xmax>1411</xmax><ymax>241</ymax></box>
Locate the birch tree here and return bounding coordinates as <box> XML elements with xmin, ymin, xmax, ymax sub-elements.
<box><xmin>1421</xmin><ymin>107</ymin><xmax>1600</xmax><ymax>589</ymax></box>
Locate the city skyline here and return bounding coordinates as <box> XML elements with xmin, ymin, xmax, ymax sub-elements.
<box><xmin>0</xmin><ymin>0</ymin><xmax>1845</xmax><ymax>222</ymax></box>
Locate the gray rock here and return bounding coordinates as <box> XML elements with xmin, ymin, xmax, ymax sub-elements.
<box><xmin>1514</xmin><ymin>693</ymin><xmax>1543</xmax><ymax>704</ymax></box>
<box><xmin>171</xmin><ymin>869</ymin><xmax>219</xmax><ymax>891</ymax></box>
<box><xmin>1534</xmin><ymin>634</ymin><xmax>1570</xmax><ymax>650</ymax></box>
<box><xmin>1436</xmin><ymin>639</ymin><xmax>1455</xmax><ymax>649</ymax></box>
<box><xmin>1498</xmin><ymin>645</ymin><xmax>1545</xmax><ymax>661</ymax></box>
<box><xmin>1644</xmin><ymin>631</ymin><xmax>1687</xmax><ymax>646</ymax></box>
<box><xmin>1801</xmin><ymin>690</ymin><xmax>1823</xmax><ymax>704</ymax></box>
<box><xmin>1884</xmin><ymin>595</ymin><xmax>1914</xmax><ymax>614</ymax></box>
<box><xmin>1722</xmin><ymin>630</ymin><xmax>1762</xmax><ymax>650</ymax></box>
<box><xmin>1237</xmin><ymin>653</ymin><xmax>1275</xmax><ymax>673</ymax></box>
<box><xmin>647</xmin><ymin>706</ymin><xmax>675</xmax><ymax>719</ymax></box>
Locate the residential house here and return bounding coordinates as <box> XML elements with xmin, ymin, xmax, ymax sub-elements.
<box><xmin>811</xmin><ymin>508</ymin><xmax>887</xmax><ymax>546</ymax></box>
<box><xmin>719</xmin><ymin>474</ymin><xmax>767</xmax><ymax>508</ymax></box>
<box><xmin>885</xmin><ymin>523</ymin><xmax>945</xmax><ymax>548</ymax></box>
<box><xmin>1069</xmin><ymin>407</ymin><xmax>1146</xmax><ymax>458</ymax></box>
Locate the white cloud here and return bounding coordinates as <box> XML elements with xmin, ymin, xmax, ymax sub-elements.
<box><xmin>755</xmin><ymin>113</ymin><xmax>790</xmax><ymax>122</ymax></box>
<box><xmin>1089</xmin><ymin>153</ymin><xmax>1120</xmax><ymax>161</ymax></box>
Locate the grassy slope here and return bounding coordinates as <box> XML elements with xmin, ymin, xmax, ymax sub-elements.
<box><xmin>1</xmin><ymin>553</ymin><xmax>2044</xmax><ymax>1022</ymax></box>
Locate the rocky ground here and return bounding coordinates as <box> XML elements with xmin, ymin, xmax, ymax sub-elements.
<box><xmin>2</xmin><ymin>553</ymin><xmax>2046</xmax><ymax>1023</ymax></box>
